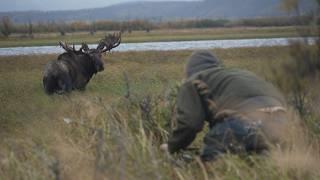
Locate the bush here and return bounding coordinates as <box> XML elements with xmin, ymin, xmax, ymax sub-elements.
<box><xmin>0</xmin><ymin>16</ymin><xmax>12</xmax><ymax>37</ymax></box>
<box><xmin>270</xmin><ymin>1</ymin><xmax>320</xmax><ymax>133</ymax></box>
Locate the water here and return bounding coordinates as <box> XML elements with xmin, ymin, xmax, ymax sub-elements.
<box><xmin>0</xmin><ymin>37</ymin><xmax>314</xmax><ymax>56</ymax></box>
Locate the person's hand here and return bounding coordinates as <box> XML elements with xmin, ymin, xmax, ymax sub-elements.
<box><xmin>160</xmin><ymin>143</ymin><xmax>169</xmax><ymax>153</ymax></box>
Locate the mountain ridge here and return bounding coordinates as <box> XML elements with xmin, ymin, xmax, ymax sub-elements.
<box><xmin>0</xmin><ymin>0</ymin><xmax>314</xmax><ymax>23</ymax></box>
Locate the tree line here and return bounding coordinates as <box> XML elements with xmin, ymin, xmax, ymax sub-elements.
<box><xmin>0</xmin><ymin>15</ymin><xmax>316</xmax><ymax>38</ymax></box>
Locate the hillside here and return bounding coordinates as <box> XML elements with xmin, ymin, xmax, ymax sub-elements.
<box><xmin>0</xmin><ymin>0</ymin><xmax>315</xmax><ymax>23</ymax></box>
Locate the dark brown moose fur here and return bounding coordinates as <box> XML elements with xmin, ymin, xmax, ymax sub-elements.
<box><xmin>43</xmin><ymin>33</ymin><xmax>121</xmax><ymax>94</ymax></box>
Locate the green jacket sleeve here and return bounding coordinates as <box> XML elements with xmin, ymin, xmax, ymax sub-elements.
<box><xmin>168</xmin><ymin>81</ymin><xmax>206</xmax><ymax>153</ymax></box>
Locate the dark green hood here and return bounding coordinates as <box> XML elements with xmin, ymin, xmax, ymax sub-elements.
<box><xmin>186</xmin><ymin>50</ymin><xmax>221</xmax><ymax>78</ymax></box>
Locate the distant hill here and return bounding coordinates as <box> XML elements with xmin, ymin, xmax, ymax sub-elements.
<box><xmin>0</xmin><ymin>0</ymin><xmax>315</xmax><ymax>23</ymax></box>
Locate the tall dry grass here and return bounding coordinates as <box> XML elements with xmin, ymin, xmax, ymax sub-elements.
<box><xmin>0</xmin><ymin>47</ymin><xmax>319</xmax><ymax>179</ymax></box>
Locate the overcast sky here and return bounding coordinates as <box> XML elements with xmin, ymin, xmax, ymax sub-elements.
<box><xmin>0</xmin><ymin>0</ymin><xmax>199</xmax><ymax>12</ymax></box>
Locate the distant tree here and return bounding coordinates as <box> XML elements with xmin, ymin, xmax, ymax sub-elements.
<box><xmin>0</xmin><ymin>16</ymin><xmax>12</xmax><ymax>37</ymax></box>
<box><xmin>28</xmin><ymin>21</ymin><xmax>33</xmax><ymax>38</ymax></box>
<box><xmin>59</xmin><ymin>29</ymin><xmax>66</xmax><ymax>36</ymax></box>
<box><xmin>89</xmin><ymin>21</ymin><xmax>97</xmax><ymax>36</ymax></box>
<box><xmin>58</xmin><ymin>21</ymin><xmax>67</xmax><ymax>36</ymax></box>
<box><xmin>280</xmin><ymin>0</ymin><xmax>300</xmax><ymax>15</ymax></box>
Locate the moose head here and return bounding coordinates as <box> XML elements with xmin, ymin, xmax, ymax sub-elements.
<box><xmin>58</xmin><ymin>32</ymin><xmax>121</xmax><ymax>73</ymax></box>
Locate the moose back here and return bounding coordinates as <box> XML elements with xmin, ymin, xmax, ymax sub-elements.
<box><xmin>43</xmin><ymin>33</ymin><xmax>121</xmax><ymax>94</ymax></box>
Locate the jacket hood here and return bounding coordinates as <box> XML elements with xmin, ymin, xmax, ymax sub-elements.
<box><xmin>185</xmin><ymin>50</ymin><xmax>221</xmax><ymax>78</ymax></box>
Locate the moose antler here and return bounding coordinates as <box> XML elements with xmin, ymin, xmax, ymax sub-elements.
<box><xmin>59</xmin><ymin>41</ymin><xmax>90</xmax><ymax>54</ymax></box>
<box><xmin>59</xmin><ymin>32</ymin><xmax>121</xmax><ymax>55</ymax></box>
<box><xmin>97</xmin><ymin>32</ymin><xmax>121</xmax><ymax>53</ymax></box>
<box><xmin>59</xmin><ymin>41</ymin><xmax>76</xmax><ymax>54</ymax></box>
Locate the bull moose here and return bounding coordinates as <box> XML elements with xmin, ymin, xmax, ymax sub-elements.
<box><xmin>43</xmin><ymin>33</ymin><xmax>121</xmax><ymax>94</ymax></box>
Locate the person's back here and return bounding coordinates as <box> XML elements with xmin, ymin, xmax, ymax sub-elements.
<box><xmin>164</xmin><ymin>50</ymin><xmax>288</xmax><ymax>161</ymax></box>
<box><xmin>188</xmin><ymin>67</ymin><xmax>286</xmax><ymax>113</ymax></box>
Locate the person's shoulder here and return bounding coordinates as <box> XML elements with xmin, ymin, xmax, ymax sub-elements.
<box><xmin>189</xmin><ymin>67</ymin><xmax>225</xmax><ymax>80</ymax></box>
<box><xmin>222</xmin><ymin>68</ymin><xmax>261</xmax><ymax>78</ymax></box>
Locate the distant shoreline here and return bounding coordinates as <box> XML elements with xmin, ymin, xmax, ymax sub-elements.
<box><xmin>0</xmin><ymin>26</ymin><xmax>308</xmax><ymax>48</ymax></box>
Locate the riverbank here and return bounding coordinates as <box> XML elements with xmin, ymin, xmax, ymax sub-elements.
<box><xmin>0</xmin><ymin>38</ymin><xmax>302</xmax><ymax>56</ymax></box>
<box><xmin>0</xmin><ymin>26</ymin><xmax>303</xmax><ymax>48</ymax></box>
<box><xmin>1</xmin><ymin>46</ymin><xmax>319</xmax><ymax>179</ymax></box>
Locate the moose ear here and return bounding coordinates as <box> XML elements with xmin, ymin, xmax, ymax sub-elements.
<box><xmin>79</xmin><ymin>43</ymin><xmax>90</xmax><ymax>53</ymax></box>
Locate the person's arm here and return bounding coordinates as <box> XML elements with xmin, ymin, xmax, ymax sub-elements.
<box><xmin>168</xmin><ymin>81</ymin><xmax>206</xmax><ymax>153</ymax></box>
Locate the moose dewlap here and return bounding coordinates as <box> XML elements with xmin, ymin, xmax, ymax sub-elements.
<box><xmin>43</xmin><ymin>33</ymin><xmax>121</xmax><ymax>95</ymax></box>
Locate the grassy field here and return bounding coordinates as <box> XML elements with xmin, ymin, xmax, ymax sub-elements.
<box><xmin>0</xmin><ymin>47</ymin><xmax>320</xmax><ymax>179</ymax></box>
<box><xmin>0</xmin><ymin>26</ymin><xmax>303</xmax><ymax>48</ymax></box>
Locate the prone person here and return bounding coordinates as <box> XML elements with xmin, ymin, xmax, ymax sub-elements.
<box><xmin>161</xmin><ymin>50</ymin><xmax>288</xmax><ymax>161</ymax></box>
